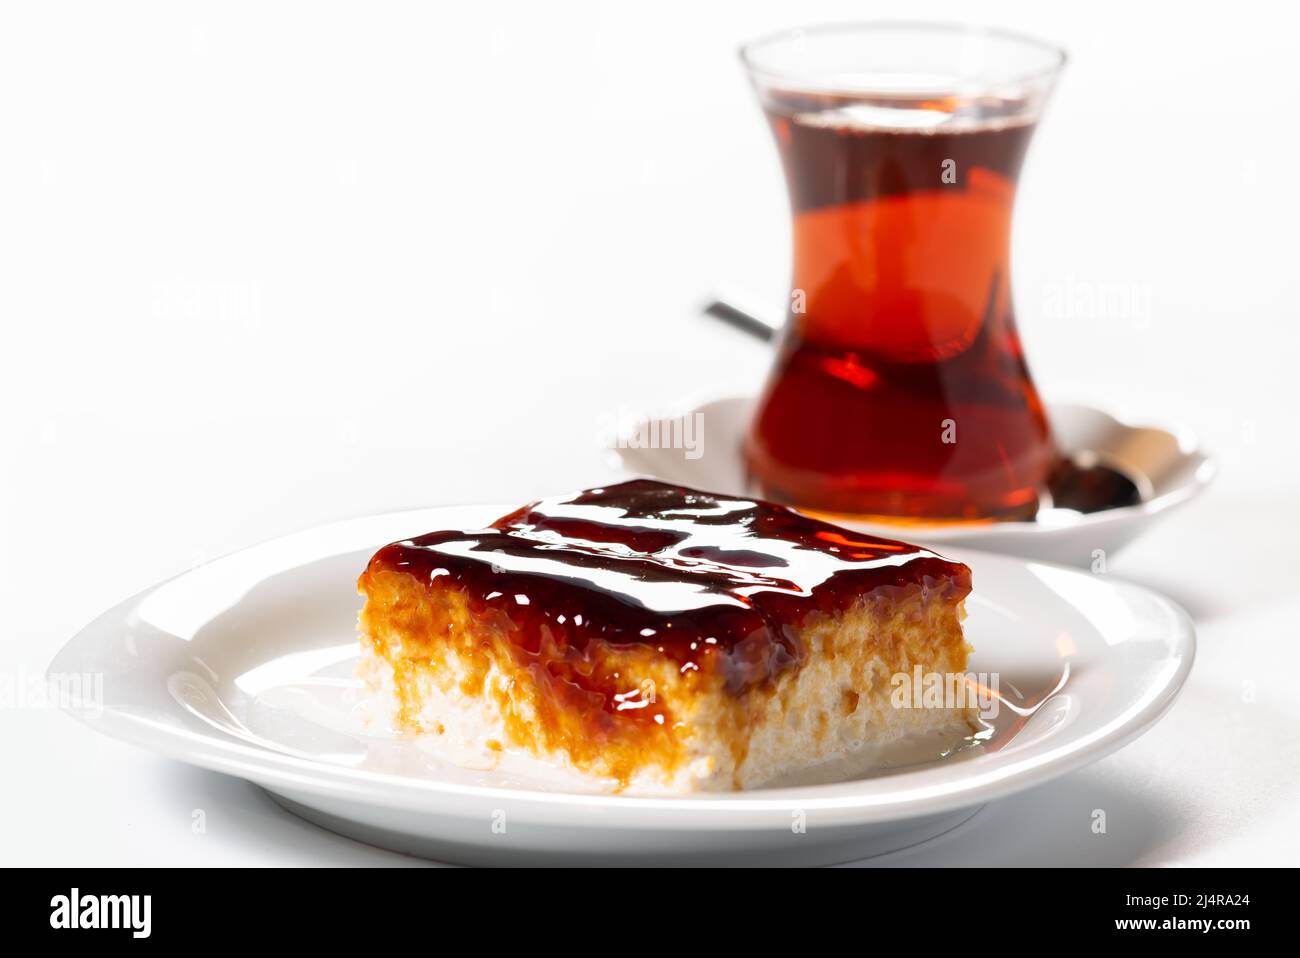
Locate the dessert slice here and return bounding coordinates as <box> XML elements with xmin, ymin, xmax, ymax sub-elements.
<box><xmin>357</xmin><ymin>479</ymin><xmax>973</xmax><ymax>792</ymax></box>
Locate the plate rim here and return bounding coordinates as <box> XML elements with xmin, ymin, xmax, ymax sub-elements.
<box><xmin>49</xmin><ymin>503</ymin><xmax>1197</xmax><ymax>831</ymax></box>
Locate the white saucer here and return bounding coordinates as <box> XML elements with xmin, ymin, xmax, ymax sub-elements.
<box><xmin>50</xmin><ymin>503</ymin><xmax>1194</xmax><ymax>865</ymax></box>
<box><xmin>613</xmin><ymin>396</ymin><xmax>1215</xmax><ymax>565</ymax></box>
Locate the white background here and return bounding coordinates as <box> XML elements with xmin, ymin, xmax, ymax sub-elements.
<box><xmin>2</xmin><ymin>1</ymin><xmax>1298</xmax><ymax>865</ymax></box>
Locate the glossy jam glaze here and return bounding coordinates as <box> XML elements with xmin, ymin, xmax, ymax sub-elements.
<box><xmin>364</xmin><ymin>479</ymin><xmax>971</xmax><ymax>696</ymax></box>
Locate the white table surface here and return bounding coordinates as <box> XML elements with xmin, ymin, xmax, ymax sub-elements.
<box><xmin>3</xmin><ymin>1</ymin><xmax>1298</xmax><ymax>866</ymax></box>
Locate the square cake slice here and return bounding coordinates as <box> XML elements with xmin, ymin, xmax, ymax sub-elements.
<box><xmin>357</xmin><ymin>479</ymin><xmax>973</xmax><ymax>792</ymax></box>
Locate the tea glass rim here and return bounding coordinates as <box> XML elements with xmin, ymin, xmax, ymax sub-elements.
<box><xmin>739</xmin><ymin>20</ymin><xmax>1068</xmax><ymax>98</ymax></box>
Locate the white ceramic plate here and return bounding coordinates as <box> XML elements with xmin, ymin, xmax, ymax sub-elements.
<box><xmin>50</xmin><ymin>504</ymin><xmax>1194</xmax><ymax>865</ymax></box>
<box><xmin>613</xmin><ymin>396</ymin><xmax>1216</xmax><ymax>566</ymax></box>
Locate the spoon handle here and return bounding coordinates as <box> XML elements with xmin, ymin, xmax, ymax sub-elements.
<box><xmin>702</xmin><ymin>295</ymin><xmax>780</xmax><ymax>343</ymax></box>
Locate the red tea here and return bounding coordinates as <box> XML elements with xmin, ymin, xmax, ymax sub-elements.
<box><xmin>746</xmin><ymin>88</ymin><xmax>1058</xmax><ymax>521</ymax></box>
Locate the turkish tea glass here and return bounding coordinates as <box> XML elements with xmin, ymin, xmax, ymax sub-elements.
<box><xmin>742</xmin><ymin>23</ymin><xmax>1066</xmax><ymax>521</ymax></box>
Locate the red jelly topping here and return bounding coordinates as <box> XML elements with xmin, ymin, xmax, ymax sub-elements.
<box><xmin>365</xmin><ymin>479</ymin><xmax>971</xmax><ymax>693</ymax></box>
